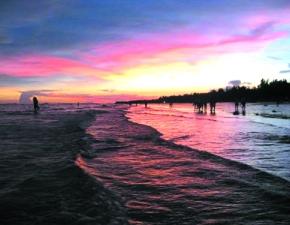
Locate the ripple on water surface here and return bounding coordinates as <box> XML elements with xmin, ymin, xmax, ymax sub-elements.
<box><xmin>78</xmin><ymin>107</ymin><xmax>290</xmax><ymax>225</ymax></box>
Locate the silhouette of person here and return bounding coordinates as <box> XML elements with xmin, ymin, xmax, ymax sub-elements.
<box><xmin>203</xmin><ymin>101</ymin><xmax>207</xmax><ymax>113</ymax></box>
<box><xmin>196</xmin><ymin>100</ymin><xmax>203</xmax><ymax>113</ymax></box>
<box><xmin>234</xmin><ymin>100</ymin><xmax>239</xmax><ymax>112</ymax></box>
<box><xmin>241</xmin><ymin>98</ymin><xmax>246</xmax><ymax>115</ymax></box>
<box><xmin>210</xmin><ymin>99</ymin><xmax>216</xmax><ymax>114</ymax></box>
<box><xmin>33</xmin><ymin>96</ymin><xmax>40</xmax><ymax>113</ymax></box>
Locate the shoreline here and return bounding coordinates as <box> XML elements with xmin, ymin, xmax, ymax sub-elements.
<box><xmin>126</xmin><ymin>103</ymin><xmax>290</xmax><ymax>180</ymax></box>
<box><xmin>80</xmin><ymin>107</ymin><xmax>290</xmax><ymax>224</ymax></box>
<box><xmin>124</xmin><ymin>108</ymin><xmax>290</xmax><ymax>186</ymax></box>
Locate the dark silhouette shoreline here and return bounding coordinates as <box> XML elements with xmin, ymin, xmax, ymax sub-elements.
<box><xmin>116</xmin><ymin>79</ymin><xmax>290</xmax><ymax>105</ymax></box>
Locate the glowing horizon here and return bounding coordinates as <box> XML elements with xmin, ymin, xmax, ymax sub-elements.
<box><xmin>0</xmin><ymin>1</ymin><xmax>290</xmax><ymax>103</ymax></box>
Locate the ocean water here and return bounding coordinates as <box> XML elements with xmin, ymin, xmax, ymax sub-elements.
<box><xmin>127</xmin><ymin>103</ymin><xmax>290</xmax><ymax>181</ymax></box>
<box><xmin>0</xmin><ymin>104</ymin><xmax>128</xmax><ymax>225</ymax></box>
<box><xmin>1</xmin><ymin>103</ymin><xmax>290</xmax><ymax>225</ymax></box>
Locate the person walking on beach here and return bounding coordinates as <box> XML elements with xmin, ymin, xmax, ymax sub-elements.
<box><xmin>33</xmin><ymin>96</ymin><xmax>40</xmax><ymax>113</ymax></box>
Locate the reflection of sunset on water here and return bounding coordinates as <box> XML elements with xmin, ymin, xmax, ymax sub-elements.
<box><xmin>128</xmin><ymin>103</ymin><xmax>290</xmax><ymax>180</ymax></box>
<box><xmin>75</xmin><ymin>106</ymin><xmax>290</xmax><ymax>224</ymax></box>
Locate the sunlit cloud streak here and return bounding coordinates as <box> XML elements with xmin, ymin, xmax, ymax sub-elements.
<box><xmin>18</xmin><ymin>89</ymin><xmax>152</xmax><ymax>104</ymax></box>
<box><xmin>280</xmin><ymin>70</ymin><xmax>290</xmax><ymax>74</ymax></box>
<box><xmin>0</xmin><ymin>22</ymin><xmax>286</xmax><ymax>78</ymax></box>
<box><xmin>0</xmin><ymin>55</ymin><xmax>110</xmax><ymax>77</ymax></box>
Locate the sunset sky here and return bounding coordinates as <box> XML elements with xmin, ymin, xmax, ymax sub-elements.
<box><xmin>0</xmin><ymin>0</ymin><xmax>290</xmax><ymax>103</ymax></box>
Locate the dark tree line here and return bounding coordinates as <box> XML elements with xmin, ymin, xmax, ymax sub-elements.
<box><xmin>116</xmin><ymin>79</ymin><xmax>290</xmax><ymax>104</ymax></box>
<box><xmin>159</xmin><ymin>79</ymin><xmax>290</xmax><ymax>103</ymax></box>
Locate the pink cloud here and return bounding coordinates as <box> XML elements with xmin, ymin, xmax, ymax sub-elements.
<box><xmin>243</xmin><ymin>9</ymin><xmax>290</xmax><ymax>30</ymax></box>
<box><xmin>0</xmin><ymin>13</ymin><xmax>288</xmax><ymax>80</ymax></box>
<box><xmin>0</xmin><ymin>55</ymin><xmax>106</xmax><ymax>77</ymax></box>
<box><xmin>81</xmin><ymin>27</ymin><xmax>286</xmax><ymax>72</ymax></box>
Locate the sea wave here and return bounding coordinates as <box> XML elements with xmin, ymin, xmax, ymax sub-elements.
<box><xmin>79</xmin><ymin>107</ymin><xmax>290</xmax><ymax>225</ymax></box>
<box><xmin>0</xmin><ymin>108</ymin><xmax>128</xmax><ymax>225</ymax></box>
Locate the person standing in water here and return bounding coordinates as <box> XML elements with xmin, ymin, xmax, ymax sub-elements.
<box><xmin>209</xmin><ymin>99</ymin><xmax>216</xmax><ymax>114</ymax></box>
<box><xmin>33</xmin><ymin>96</ymin><xmax>40</xmax><ymax>113</ymax></box>
<box><xmin>234</xmin><ymin>100</ymin><xmax>239</xmax><ymax>111</ymax></box>
<box><xmin>241</xmin><ymin>98</ymin><xmax>246</xmax><ymax>115</ymax></box>
<box><xmin>233</xmin><ymin>99</ymin><xmax>239</xmax><ymax>115</ymax></box>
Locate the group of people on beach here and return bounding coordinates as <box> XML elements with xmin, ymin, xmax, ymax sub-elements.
<box><xmin>234</xmin><ymin>98</ymin><xmax>246</xmax><ymax>115</ymax></box>
<box><xmin>140</xmin><ymin>98</ymin><xmax>246</xmax><ymax>116</ymax></box>
<box><xmin>193</xmin><ymin>99</ymin><xmax>246</xmax><ymax>115</ymax></box>
<box><xmin>193</xmin><ymin>99</ymin><xmax>216</xmax><ymax>114</ymax></box>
